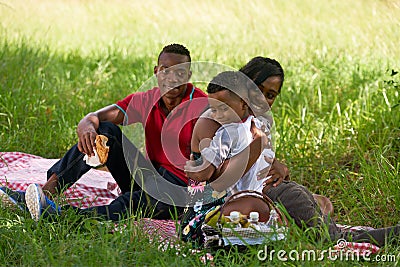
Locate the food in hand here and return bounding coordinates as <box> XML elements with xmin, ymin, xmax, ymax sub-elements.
<box><xmin>95</xmin><ymin>135</ymin><xmax>109</xmax><ymax>164</ymax></box>
<box><xmin>83</xmin><ymin>135</ymin><xmax>109</xmax><ymax>167</ymax></box>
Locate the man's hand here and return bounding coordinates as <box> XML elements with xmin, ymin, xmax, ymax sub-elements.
<box><xmin>259</xmin><ymin>158</ymin><xmax>290</xmax><ymax>190</ymax></box>
<box><xmin>75</xmin><ymin>105</ymin><xmax>125</xmax><ymax>157</ymax></box>
<box><xmin>77</xmin><ymin>115</ymin><xmax>99</xmax><ymax>156</ymax></box>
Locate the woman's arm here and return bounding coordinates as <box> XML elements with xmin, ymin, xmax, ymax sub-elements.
<box><xmin>260</xmin><ymin>158</ymin><xmax>290</xmax><ymax>189</ymax></box>
<box><xmin>184</xmin><ymin>155</ymin><xmax>216</xmax><ymax>182</ymax></box>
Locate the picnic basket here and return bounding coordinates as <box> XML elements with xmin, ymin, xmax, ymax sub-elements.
<box><xmin>201</xmin><ymin>190</ymin><xmax>288</xmax><ymax>247</ymax></box>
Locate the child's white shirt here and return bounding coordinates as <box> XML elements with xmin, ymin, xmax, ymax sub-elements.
<box><xmin>201</xmin><ymin>115</ymin><xmax>274</xmax><ymax>195</ymax></box>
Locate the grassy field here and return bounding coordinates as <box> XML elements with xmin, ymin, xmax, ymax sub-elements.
<box><xmin>1</xmin><ymin>0</ymin><xmax>399</xmax><ymax>266</ymax></box>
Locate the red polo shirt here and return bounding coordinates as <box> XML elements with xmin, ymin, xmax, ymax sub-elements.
<box><xmin>116</xmin><ymin>83</ymin><xmax>207</xmax><ymax>184</ymax></box>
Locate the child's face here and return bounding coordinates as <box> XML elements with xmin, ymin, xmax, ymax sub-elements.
<box><xmin>208</xmin><ymin>90</ymin><xmax>247</xmax><ymax>125</ymax></box>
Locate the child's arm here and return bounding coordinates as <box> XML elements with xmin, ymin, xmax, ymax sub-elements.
<box><xmin>186</xmin><ymin>114</ymin><xmax>269</xmax><ymax>189</ymax></box>
<box><xmin>190</xmin><ymin>114</ymin><xmax>221</xmax><ymax>154</ymax></box>
<box><xmin>186</xmin><ymin>120</ymin><xmax>233</xmax><ymax>182</ymax></box>
<box><xmin>192</xmin><ymin>112</ymin><xmax>266</xmax><ymax>175</ymax></box>
<box><xmin>185</xmin><ymin>115</ymin><xmax>221</xmax><ymax>182</ymax></box>
<box><xmin>199</xmin><ymin>121</ymin><xmax>265</xmax><ymax>192</ymax></box>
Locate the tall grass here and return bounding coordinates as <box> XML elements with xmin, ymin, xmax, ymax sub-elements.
<box><xmin>0</xmin><ymin>0</ymin><xmax>399</xmax><ymax>265</ymax></box>
<box><xmin>1</xmin><ymin>0</ymin><xmax>399</xmax><ymax>62</ymax></box>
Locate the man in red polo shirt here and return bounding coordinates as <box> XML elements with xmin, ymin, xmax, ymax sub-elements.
<box><xmin>14</xmin><ymin>44</ymin><xmax>208</xmax><ymax>221</ymax></box>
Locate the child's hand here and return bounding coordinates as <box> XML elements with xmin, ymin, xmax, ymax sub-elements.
<box><xmin>259</xmin><ymin>159</ymin><xmax>290</xmax><ymax>190</ymax></box>
<box><xmin>184</xmin><ymin>154</ymin><xmax>215</xmax><ymax>182</ymax></box>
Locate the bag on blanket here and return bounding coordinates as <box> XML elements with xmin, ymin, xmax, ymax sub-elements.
<box><xmin>179</xmin><ymin>190</ymin><xmax>288</xmax><ymax>248</ymax></box>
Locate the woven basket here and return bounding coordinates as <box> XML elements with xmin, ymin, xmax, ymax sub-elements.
<box><xmin>202</xmin><ymin>190</ymin><xmax>288</xmax><ymax>247</ymax></box>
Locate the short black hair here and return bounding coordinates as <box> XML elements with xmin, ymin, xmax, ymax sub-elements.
<box><xmin>240</xmin><ymin>57</ymin><xmax>284</xmax><ymax>92</ymax></box>
<box><xmin>207</xmin><ymin>71</ymin><xmax>251</xmax><ymax>101</ymax></box>
<box><xmin>158</xmin><ymin>43</ymin><xmax>191</xmax><ymax>63</ymax></box>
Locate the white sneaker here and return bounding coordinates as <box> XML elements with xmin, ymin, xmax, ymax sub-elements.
<box><xmin>26</xmin><ymin>183</ymin><xmax>60</xmax><ymax>221</ymax></box>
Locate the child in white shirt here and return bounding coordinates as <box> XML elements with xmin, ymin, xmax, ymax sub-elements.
<box><xmin>185</xmin><ymin>71</ymin><xmax>274</xmax><ymax>196</ymax></box>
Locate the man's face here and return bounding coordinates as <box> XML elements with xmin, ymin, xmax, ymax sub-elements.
<box><xmin>208</xmin><ymin>90</ymin><xmax>246</xmax><ymax>125</ymax></box>
<box><xmin>154</xmin><ymin>52</ymin><xmax>191</xmax><ymax>99</ymax></box>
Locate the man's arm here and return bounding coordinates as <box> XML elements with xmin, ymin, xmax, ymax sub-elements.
<box><xmin>77</xmin><ymin>105</ymin><xmax>125</xmax><ymax>156</ymax></box>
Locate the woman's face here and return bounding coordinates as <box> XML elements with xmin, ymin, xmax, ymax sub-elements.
<box><xmin>248</xmin><ymin>75</ymin><xmax>282</xmax><ymax>116</ymax></box>
<box><xmin>257</xmin><ymin>76</ymin><xmax>281</xmax><ymax>108</ymax></box>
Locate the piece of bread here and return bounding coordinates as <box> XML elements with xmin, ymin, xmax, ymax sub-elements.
<box><xmin>95</xmin><ymin>135</ymin><xmax>109</xmax><ymax>164</ymax></box>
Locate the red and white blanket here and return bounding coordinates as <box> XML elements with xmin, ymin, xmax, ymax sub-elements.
<box><xmin>0</xmin><ymin>151</ymin><xmax>380</xmax><ymax>259</ymax></box>
<box><xmin>0</xmin><ymin>152</ymin><xmax>120</xmax><ymax>208</ymax></box>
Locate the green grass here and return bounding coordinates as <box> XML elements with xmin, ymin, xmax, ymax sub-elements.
<box><xmin>1</xmin><ymin>0</ymin><xmax>400</xmax><ymax>266</ymax></box>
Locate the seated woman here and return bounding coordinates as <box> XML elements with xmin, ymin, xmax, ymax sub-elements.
<box><xmin>184</xmin><ymin>70</ymin><xmax>276</xmax><ymax>221</ymax></box>
<box><xmin>182</xmin><ymin>57</ymin><xmax>400</xmax><ymax>247</ymax></box>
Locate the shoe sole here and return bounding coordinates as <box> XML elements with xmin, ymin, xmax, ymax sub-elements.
<box><xmin>0</xmin><ymin>189</ymin><xmax>22</xmax><ymax>211</ymax></box>
<box><xmin>26</xmin><ymin>184</ymin><xmax>41</xmax><ymax>222</ymax></box>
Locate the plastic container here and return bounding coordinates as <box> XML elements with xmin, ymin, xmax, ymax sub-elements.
<box><xmin>249</xmin><ymin>211</ymin><xmax>261</xmax><ymax>230</ymax></box>
<box><xmin>229</xmin><ymin>211</ymin><xmax>241</xmax><ymax>228</ymax></box>
<box><xmin>266</xmin><ymin>209</ymin><xmax>279</xmax><ymax>228</ymax></box>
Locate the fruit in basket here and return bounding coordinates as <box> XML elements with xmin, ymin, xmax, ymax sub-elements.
<box><xmin>239</xmin><ymin>214</ymin><xmax>250</xmax><ymax>228</ymax></box>
<box><xmin>205</xmin><ymin>207</ymin><xmax>226</xmax><ymax>227</ymax></box>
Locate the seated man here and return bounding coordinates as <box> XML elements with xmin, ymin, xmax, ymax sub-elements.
<box><xmin>2</xmin><ymin>43</ymin><xmax>209</xmax><ymax>221</ymax></box>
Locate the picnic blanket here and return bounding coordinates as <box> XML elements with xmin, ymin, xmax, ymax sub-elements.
<box><xmin>0</xmin><ymin>152</ymin><xmax>120</xmax><ymax>208</ymax></box>
<box><xmin>0</xmin><ymin>152</ymin><xmax>179</xmax><ymax>238</ymax></box>
<box><xmin>0</xmin><ymin>152</ymin><xmax>380</xmax><ymax>260</ymax></box>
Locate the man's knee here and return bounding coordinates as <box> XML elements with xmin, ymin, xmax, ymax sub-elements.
<box><xmin>98</xmin><ymin>122</ymin><xmax>122</xmax><ymax>140</ymax></box>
